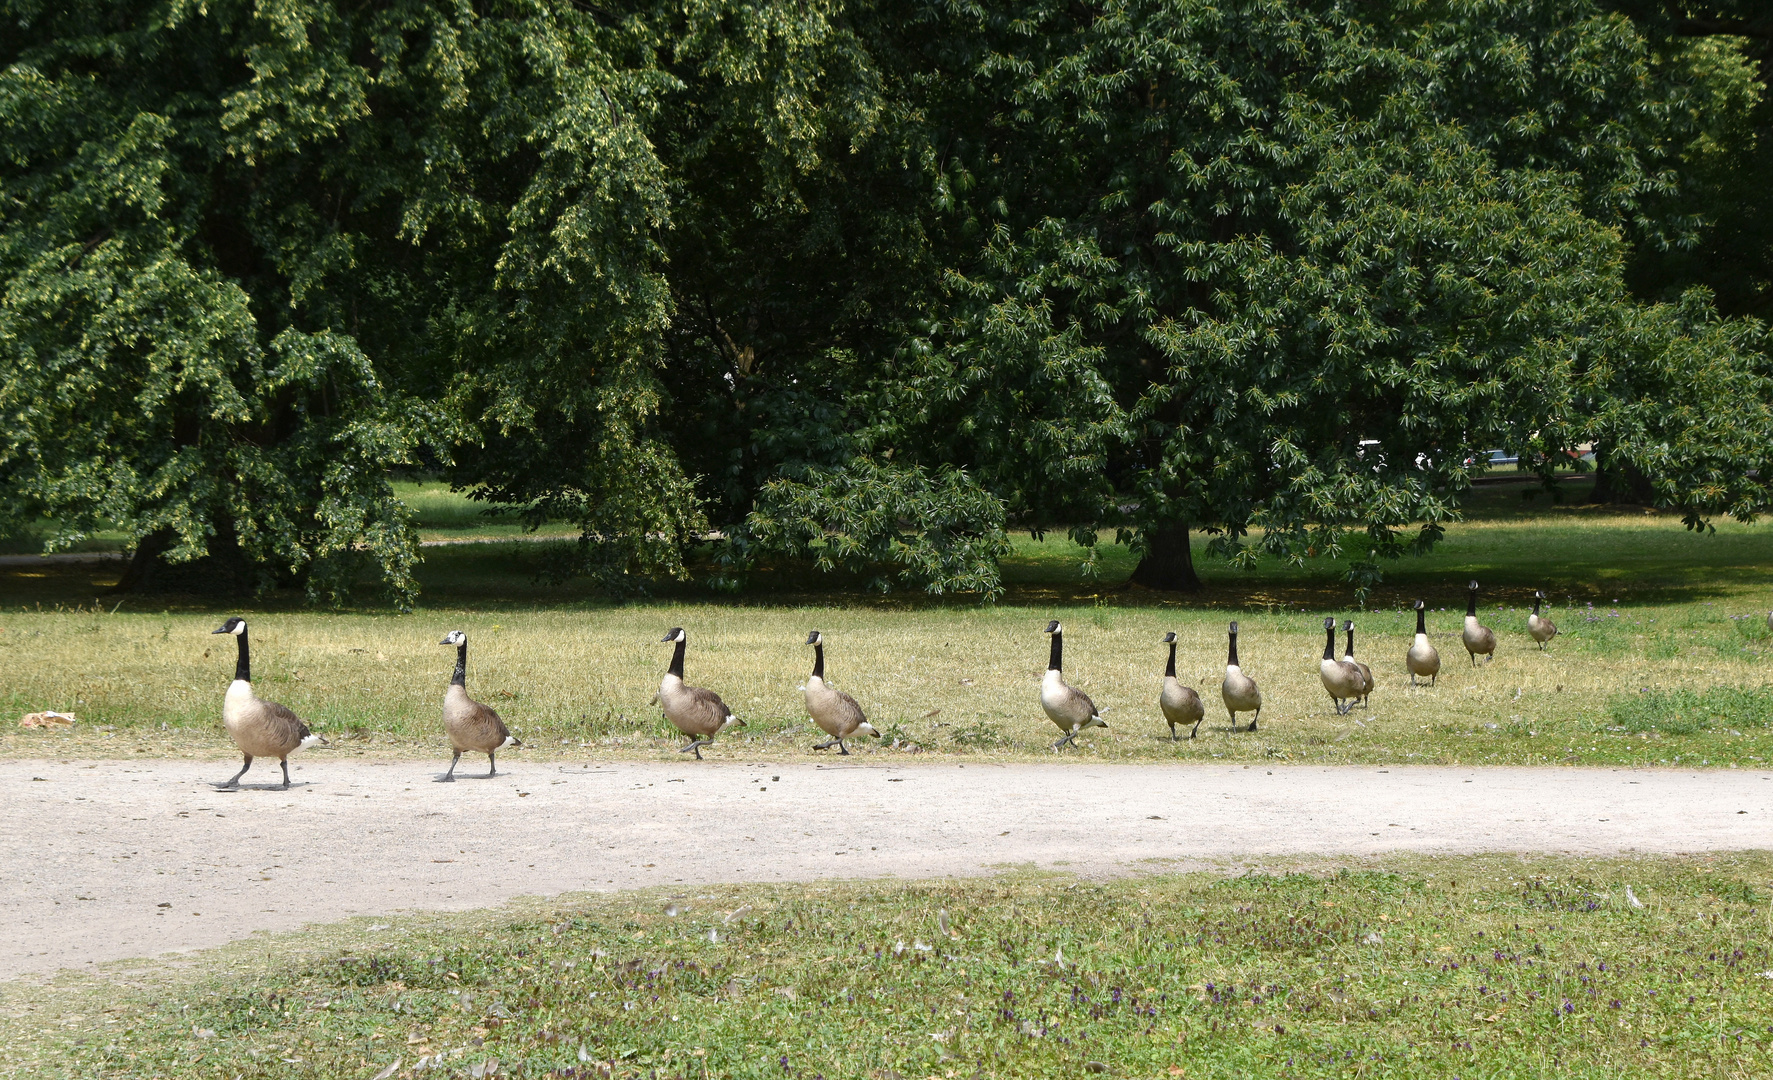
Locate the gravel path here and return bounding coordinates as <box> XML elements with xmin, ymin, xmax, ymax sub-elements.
<box><xmin>4</xmin><ymin>757</ymin><xmax>1769</xmax><ymax>978</ymax></box>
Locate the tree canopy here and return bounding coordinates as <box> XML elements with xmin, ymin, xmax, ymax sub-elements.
<box><xmin>2</xmin><ymin>0</ymin><xmax>1768</xmax><ymax>604</ymax></box>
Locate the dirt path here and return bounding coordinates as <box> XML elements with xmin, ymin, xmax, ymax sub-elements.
<box><xmin>4</xmin><ymin>758</ymin><xmax>1768</xmax><ymax>978</ymax></box>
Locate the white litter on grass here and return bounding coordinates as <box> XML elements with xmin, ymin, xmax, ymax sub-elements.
<box><xmin>371</xmin><ymin>1060</ymin><xmax>402</xmax><ymax>1080</ymax></box>
<box><xmin>1625</xmin><ymin>885</ymin><xmax>1646</xmax><ymax>909</ymax></box>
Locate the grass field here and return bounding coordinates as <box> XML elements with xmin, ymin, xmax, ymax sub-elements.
<box><xmin>5</xmin><ymin>854</ymin><xmax>1769</xmax><ymax>1079</ymax></box>
<box><xmin>3</xmin><ymin>479</ymin><xmax>1772</xmax><ymax>767</ymax></box>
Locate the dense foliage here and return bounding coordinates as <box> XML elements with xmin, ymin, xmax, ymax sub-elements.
<box><xmin>1</xmin><ymin>0</ymin><xmax>1768</xmax><ymax>603</ymax></box>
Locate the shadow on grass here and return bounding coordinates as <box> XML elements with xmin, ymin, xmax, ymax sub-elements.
<box><xmin>4</xmin><ymin>479</ymin><xmax>1771</xmax><ymax>612</ymax></box>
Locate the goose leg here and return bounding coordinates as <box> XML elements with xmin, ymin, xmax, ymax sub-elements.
<box><xmin>487</xmin><ymin>750</ymin><xmax>497</xmax><ymax>777</ymax></box>
<box><xmin>1168</xmin><ymin>723</ymin><xmax>1178</xmax><ymax>741</ymax></box>
<box><xmin>679</xmin><ymin>738</ymin><xmax>711</xmax><ymax>760</ymax></box>
<box><xmin>440</xmin><ymin>750</ymin><xmax>461</xmax><ymax>782</ymax></box>
<box><xmin>216</xmin><ymin>754</ymin><xmax>252</xmax><ymax>789</ymax></box>
<box><xmin>1052</xmin><ymin>731</ymin><xmax>1076</xmax><ymax>751</ymax></box>
<box><xmin>1248</xmin><ymin>707</ymin><xmax>1260</xmax><ymax>733</ymax></box>
<box><xmin>1189</xmin><ymin>717</ymin><xmax>1205</xmax><ymax>738</ymax></box>
<box><xmin>836</xmin><ymin>738</ymin><xmax>850</xmax><ymax>755</ymax></box>
<box><xmin>279</xmin><ymin>758</ymin><xmax>292</xmax><ymax>789</ymax></box>
<box><xmin>812</xmin><ymin>737</ymin><xmax>838</xmax><ymax>751</ymax></box>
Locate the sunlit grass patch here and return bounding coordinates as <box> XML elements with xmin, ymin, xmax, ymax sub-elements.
<box><xmin>9</xmin><ymin>854</ymin><xmax>1771</xmax><ymax>1079</ymax></box>
<box><xmin>1610</xmin><ymin>687</ymin><xmax>1773</xmax><ymax>737</ymax></box>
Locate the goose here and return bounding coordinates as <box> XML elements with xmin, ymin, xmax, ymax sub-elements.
<box><xmin>1527</xmin><ymin>591</ymin><xmax>1558</xmax><ymax>650</ymax></box>
<box><xmin>1462</xmin><ymin>580</ymin><xmax>1497</xmax><ymax>665</ymax></box>
<box><xmin>803</xmin><ymin>630</ymin><xmax>879</xmax><ymax>754</ymax></box>
<box><xmin>1040</xmin><ymin>620</ymin><xmax>1107</xmax><ymax>750</ymax></box>
<box><xmin>659</xmin><ymin>628</ymin><xmax>743</xmax><ymax>759</ymax></box>
<box><xmin>210</xmin><ymin>617</ymin><xmax>324</xmax><ymax>789</ymax></box>
<box><xmin>1406</xmin><ymin>600</ymin><xmax>1441</xmax><ymax>686</ymax></box>
<box><xmin>1220</xmin><ymin>621</ymin><xmax>1262</xmax><ymax>731</ymax></box>
<box><xmin>438</xmin><ymin>630</ymin><xmax>520</xmax><ymax>780</ymax></box>
<box><xmin>1318</xmin><ymin>617</ymin><xmax>1366</xmax><ymax>715</ymax></box>
<box><xmin>1158</xmin><ymin>631</ymin><xmax>1205</xmax><ymax>740</ymax></box>
<box><xmin>1342</xmin><ymin>620</ymin><xmax>1375</xmax><ymax>707</ymax></box>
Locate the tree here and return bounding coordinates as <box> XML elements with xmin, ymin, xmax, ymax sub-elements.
<box><xmin>0</xmin><ymin>0</ymin><xmax>731</xmax><ymax>602</ymax></box>
<box><xmin>690</xmin><ymin>0</ymin><xmax>1773</xmax><ymax>597</ymax></box>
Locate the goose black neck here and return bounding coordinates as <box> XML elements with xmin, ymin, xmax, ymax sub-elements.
<box><xmin>1322</xmin><ymin>626</ymin><xmax>1337</xmax><ymax>661</ymax></box>
<box><xmin>451</xmin><ymin>642</ymin><xmax>467</xmax><ymax>687</ymax></box>
<box><xmin>811</xmin><ymin>642</ymin><xmax>825</xmax><ymax>680</ymax></box>
<box><xmin>1466</xmin><ymin>590</ymin><xmax>1478</xmax><ymax>617</ymax></box>
<box><xmin>1345</xmin><ymin>626</ymin><xmax>1356</xmax><ymax>656</ymax></box>
<box><xmin>1532</xmin><ymin>595</ymin><xmax>1542</xmax><ymax>615</ymax></box>
<box><xmin>1047</xmin><ymin>630</ymin><xmax>1063</xmax><ymax>672</ymax></box>
<box><xmin>234</xmin><ymin>629</ymin><xmax>251</xmax><ymax>683</ymax></box>
<box><xmin>1415</xmin><ymin>606</ymin><xmax>1427</xmax><ymax>635</ymax></box>
<box><xmin>1227</xmin><ymin>631</ymin><xmax>1239</xmax><ymax>667</ymax></box>
<box><xmin>1164</xmin><ymin>641</ymin><xmax>1176</xmax><ymax>678</ymax></box>
<box><xmin>667</xmin><ymin>638</ymin><xmax>686</xmax><ymax>679</ymax></box>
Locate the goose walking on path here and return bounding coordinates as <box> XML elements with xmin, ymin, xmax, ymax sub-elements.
<box><xmin>211</xmin><ymin>618</ymin><xmax>324</xmax><ymax>789</ymax></box>
<box><xmin>659</xmin><ymin>628</ymin><xmax>743</xmax><ymax>759</ymax></box>
<box><xmin>438</xmin><ymin>630</ymin><xmax>520</xmax><ymax>780</ymax></box>
<box><xmin>1342</xmin><ymin>620</ymin><xmax>1375</xmax><ymax>708</ymax></box>
<box><xmin>1221</xmin><ymin>621</ymin><xmax>1262</xmax><ymax>731</ymax></box>
<box><xmin>1040</xmin><ymin>621</ymin><xmax>1107</xmax><ymax>750</ymax></box>
<box><xmin>1527</xmin><ymin>591</ymin><xmax>1558</xmax><ymax>650</ymax></box>
<box><xmin>1158</xmin><ymin>632</ymin><xmax>1205</xmax><ymax>740</ymax></box>
<box><xmin>1407</xmin><ymin>601</ymin><xmax>1441</xmax><ymax>687</ymax></box>
<box><xmin>1318</xmin><ymin>617</ymin><xmax>1366</xmax><ymax>715</ymax></box>
<box><xmin>1462</xmin><ymin>580</ymin><xmax>1497</xmax><ymax>665</ymax></box>
<box><xmin>803</xmin><ymin>630</ymin><xmax>879</xmax><ymax>754</ymax></box>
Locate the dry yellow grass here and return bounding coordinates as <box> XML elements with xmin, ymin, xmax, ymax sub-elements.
<box><xmin>2</xmin><ymin>597</ymin><xmax>1768</xmax><ymax>767</ymax></box>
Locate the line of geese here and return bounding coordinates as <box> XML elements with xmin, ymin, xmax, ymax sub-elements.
<box><xmin>202</xmin><ymin>582</ymin><xmax>1721</xmax><ymax>783</ymax></box>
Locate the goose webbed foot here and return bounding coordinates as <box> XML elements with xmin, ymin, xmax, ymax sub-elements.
<box><xmin>812</xmin><ymin>737</ymin><xmax>838</xmax><ymax>751</ymax></box>
<box><xmin>1052</xmin><ymin>731</ymin><xmax>1077</xmax><ymax>751</ymax></box>
<box><xmin>679</xmin><ymin>739</ymin><xmax>711</xmax><ymax>760</ymax></box>
<box><xmin>1248</xmin><ymin>709</ymin><xmax>1260</xmax><ymax>732</ymax></box>
<box><xmin>438</xmin><ymin>750</ymin><xmax>461</xmax><ymax>782</ymax></box>
<box><xmin>1168</xmin><ymin>725</ymin><xmax>1178</xmax><ymax>741</ymax></box>
<box><xmin>836</xmin><ymin>739</ymin><xmax>850</xmax><ymax>755</ymax></box>
<box><xmin>487</xmin><ymin>751</ymin><xmax>498</xmax><ymax>777</ymax></box>
<box><xmin>280</xmin><ymin>759</ymin><xmax>292</xmax><ymax>789</ymax></box>
<box><xmin>215</xmin><ymin>754</ymin><xmax>252</xmax><ymax>789</ymax></box>
<box><xmin>1189</xmin><ymin>719</ymin><xmax>1204</xmax><ymax>738</ymax></box>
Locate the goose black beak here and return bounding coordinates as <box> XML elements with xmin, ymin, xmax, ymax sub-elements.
<box><xmin>211</xmin><ymin>627</ymin><xmax>228</xmax><ymax>634</ymax></box>
<box><xmin>438</xmin><ymin>636</ymin><xmax>453</xmax><ymax>645</ymax></box>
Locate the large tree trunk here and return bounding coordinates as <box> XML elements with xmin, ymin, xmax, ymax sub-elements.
<box><xmin>109</xmin><ymin>520</ymin><xmax>260</xmax><ymax>596</ymax></box>
<box><xmin>1590</xmin><ymin>449</ymin><xmax>1654</xmax><ymax>506</ymax></box>
<box><xmin>1131</xmin><ymin>520</ymin><xmax>1202</xmax><ymax>592</ymax></box>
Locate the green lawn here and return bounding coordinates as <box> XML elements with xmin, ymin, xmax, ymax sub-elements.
<box><xmin>8</xmin><ymin>854</ymin><xmax>1769</xmax><ymax>1079</ymax></box>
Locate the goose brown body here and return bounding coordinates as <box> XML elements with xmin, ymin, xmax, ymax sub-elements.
<box><xmin>1463</xmin><ymin>580</ymin><xmax>1497</xmax><ymax>664</ymax></box>
<box><xmin>1527</xmin><ymin>591</ymin><xmax>1558</xmax><ymax>649</ymax></box>
<box><xmin>1158</xmin><ymin>632</ymin><xmax>1205</xmax><ymax>739</ymax></box>
<box><xmin>1406</xmin><ymin>600</ymin><xmax>1441</xmax><ymax>685</ymax></box>
<box><xmin>212</xmin><ymin>618</ymin><xmax>324</xmax><ymax>789</ymax></box>
<box><xmin>1318</xmin><ymin>618</ymin><xmax>1366</xmax><ymax>715</ymax></box>
<box><xmin>1220</xmin><ymin>621</ymin><xmax>1262</xmax><ymax>731</ymax></box>
<box><xmin>659</xmin><ymin>629</ymin><xmax>743</xmax><ymax>759</ymax></box>
<box><xmin>1341</xmin><ymin>621</ymin><xmax>1375</xmax><ymax>708</ymax></box>
<box><xmin>802</xmin><ymin>631</ymin><xmax>879</xmax><ymax>753</ymax></box>
<box><xmin>438</xmin><ymin>631</ymin><xmax>519</xmax><ymax>780</ymax></box>
<box><xmin>1041</xmin><ymin>621</ymin><xmax>1107</xmax><ymax>749</ymax></box>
